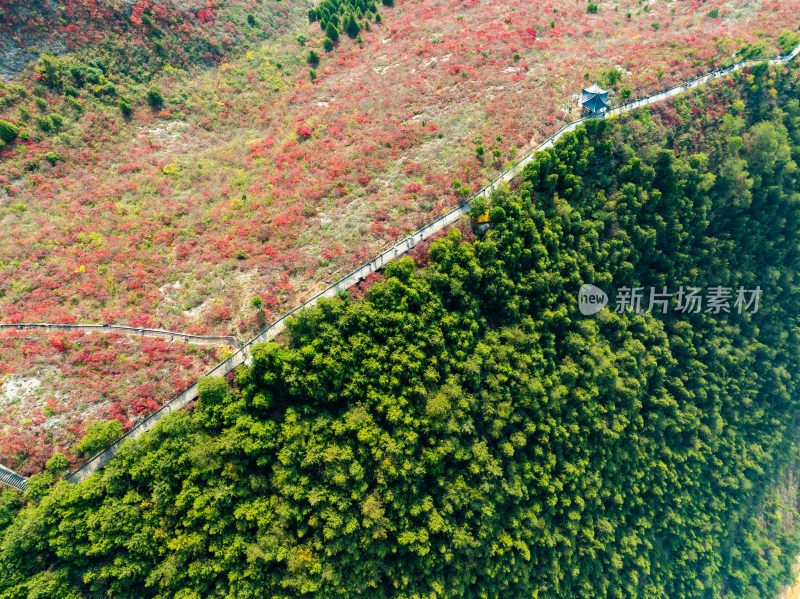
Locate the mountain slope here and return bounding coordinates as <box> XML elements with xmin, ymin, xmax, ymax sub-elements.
<box><xmin>1</xmin><ymin>0</ymin><xmax>799</xmax><ymax>473</ymax></box>
<box><xmin>2</xmin><ymin>52</ymin><xmax>800</xmax><ymax>598</ymax></box>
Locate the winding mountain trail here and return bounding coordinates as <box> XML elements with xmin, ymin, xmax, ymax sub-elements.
<box><xmin>3</xmin><ymin>43</ymin><xmax>799</xmax><ymax>491</ymax></box>
<box><xmin>0</xmin><ymin>323</ymin><xmax>241</xmax><ymax>348</ymax></box>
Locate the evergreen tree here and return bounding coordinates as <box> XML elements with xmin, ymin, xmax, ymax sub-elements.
<box><xmin>345</xmin><ymin>13</ymin><xmax>360</xmax><ymax>38</ymax></box>
<box><xmin>325</xmin><ymin>21</ymin><xmax>339</xmax><ymax>43</ymax></box>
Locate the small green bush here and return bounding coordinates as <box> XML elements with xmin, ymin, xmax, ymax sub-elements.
<box><xmin>67</xmin><ymin>97</ymin><xmax>83</xmax><ymax>112</ymax></box>
<box><xmin>45</xmin><ymin>453</ymin><xmax>69</xmax><ymax>474</ymax></box>
<box><xmin>778</xmin><ymin>30</ymin><xmax>800</xmax><ymax>54</ymax></box>
<box><xmin>307</xmin><ymin>49</ymin><xmax>320</xmax><ymax>66</ymax></box>
<box><xmin>147</xmin><ymin>89</ymin><xmax>163</xmax><ymax>108</ymax></box>
<box><xmin>0</xmin><ymin>119</ymin><xmax>19</xmax><ymax>143</ymax></box>
<box><xmin>77</xmin><ymin>420</ymin><xmax>123</xmax><ymax>456</ymax></box>
<box><xmin>36</xmin><ymin>116</ymin><xmax>52</xmax><ymax>133</ymax></box>
<box><xmin>323</xmin><ymin>37</ymin><xmax>334</xmax><ymax>52</ymax></box>
<box><xmin>119</xmin><ymin>99</ymin><xmax>132</xmax><ymax>118</ymax></box>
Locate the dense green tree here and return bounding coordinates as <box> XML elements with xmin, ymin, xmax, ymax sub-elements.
<box><xmin>469</xmin><ymin>195</ymin><xmax>488</xmax><ymax>220</ymax></box>
<box><xmin>344</xmin><ymin>13</ymin><xmax>361</xmax><ymax>38</ymax></box>
<box><xmin>325</xmin><ymin>21</ymin><xmax>339</xmax><ymax>43</ymax></box>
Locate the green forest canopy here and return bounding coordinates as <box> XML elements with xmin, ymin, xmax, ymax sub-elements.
<box><xmin>2</xmin><ymin>59</ymin><xmax>800</xmax><ymax>598</ymax></box>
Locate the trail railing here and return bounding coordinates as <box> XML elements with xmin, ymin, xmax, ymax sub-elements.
<box><xmin>0</xmin><ymin>464</ymin><xmax>27</xmax><ymax>492</ymax></box>
<box><xmin>0</xmin><ymin>323</ymin><xmax>240</xmax><ymax>348</ymax></box>
<box><xmin>3</xmin><ymin>44</ymin><xmax>796</xmax><ymax>491</ymax></box>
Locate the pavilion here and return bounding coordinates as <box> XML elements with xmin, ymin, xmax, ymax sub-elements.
<box><xmin>581</xmin><ymin>84</ymin><xmax>609</xmax><ymax>116</ymax></box>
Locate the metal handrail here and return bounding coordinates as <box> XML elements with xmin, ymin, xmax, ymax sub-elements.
<box><xmin>0</xmin><ymin>323</ymin><xmax>240</xmax><ymax>347</ymax></box>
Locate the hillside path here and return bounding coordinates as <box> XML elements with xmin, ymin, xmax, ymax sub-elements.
<box><xmin>0</xmin><ymin>323</ymin><xmax>240</xmax><ymax>348</ymax></box>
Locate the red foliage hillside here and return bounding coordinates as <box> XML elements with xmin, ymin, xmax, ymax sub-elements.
<box><xmin>0</xmin><ymin>329</ymin><xmax>220</xmax><ymax>474</ymax></box>
<box><xmin>1</xmin><ymin>0</ymin><xmax>799</xmax><ymax>471</ymax></box>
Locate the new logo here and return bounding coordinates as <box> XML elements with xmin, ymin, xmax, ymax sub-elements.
<box><xmin>578</xmin><ymin>284</ymin><xmax>608</xmax><ymax>316</ymax></box>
